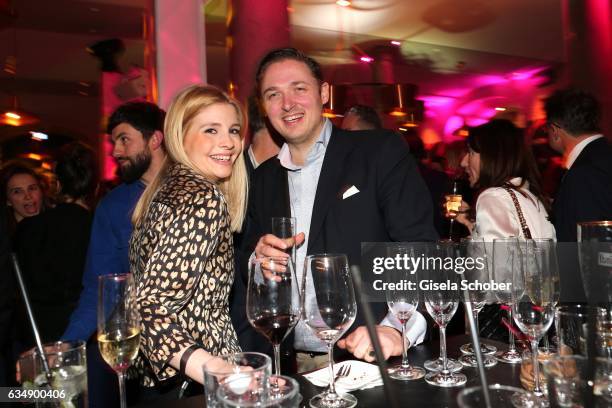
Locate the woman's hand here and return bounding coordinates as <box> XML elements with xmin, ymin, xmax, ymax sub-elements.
<box><xmin>453</xmin><ymin>200</ymin><xmax>474</xmax><ymax>232</ymax></box>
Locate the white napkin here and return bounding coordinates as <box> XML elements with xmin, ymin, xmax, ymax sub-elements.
<box><xmin>303</xmin><ymin>360</ymin><xmax>383</xmax><ymax>393</ymax></box>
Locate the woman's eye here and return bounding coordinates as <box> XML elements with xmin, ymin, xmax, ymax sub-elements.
<box><xmin>204</xmin><ymin>128</ymin><xmax>217</xmax><ymax>134</ymax></box>
<box><xmin>230</xmin><ymin>128</ymin><xmax>241</xmax><ymax>135</ymax></box>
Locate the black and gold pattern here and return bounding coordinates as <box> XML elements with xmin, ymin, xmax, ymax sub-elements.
<box><xmin>129</xmin><ymin>163</ymin><xmax>240</xmax><ymax>387</ymax></box>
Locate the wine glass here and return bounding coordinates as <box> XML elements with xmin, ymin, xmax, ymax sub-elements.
<box><xmin>247</xmin><ymin>256</ymin><xmax>300</xmax><ymax>378</ymax></box>
<box><xmin>302</xmin><ymin>254</ymin><xmax>357</xmax><ymax>408</ymax></box>
<box><xmin>443</xmin><ymin>180</ymin><xmax>462</xmax><ymax>241</ymax></box>
<box><xmin>457</xmin><ymin>238</ymin><xmax>497</xmax><ymax>368</ymax></box>
<box><xmin>424</xmin><ymin>242</ymin><xmax>467</xmax><ymax>387</ymax></box>
<box><xmin>384</xmin><ymin>244</ymin><xmax>426</xmax><ymax>380</ymax></box>
<box><xmin>512</xmin><ymin>239</ymin><xmax>557</xmax><ymax>406</ymax></box>
<box><xmin>492</xmin><ymin>237</ymin><xmax>524</xmax><ymax>364</ymax></box>
<box><xmin>97</xmin><ymin>274</ymin><xmax>140</xmax><ymax>408</ymax></box>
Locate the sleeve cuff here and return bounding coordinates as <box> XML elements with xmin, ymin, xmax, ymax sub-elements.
<box><xmin>380</xmin><ymin>310</ymin><xmax>427</xmax><ymax>346</ymax></box>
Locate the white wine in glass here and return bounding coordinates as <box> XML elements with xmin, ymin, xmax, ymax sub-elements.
<box><xmin>98</xmin><ymin>274</ymin><xmax>140</xmax><ymax>408</ymax></box>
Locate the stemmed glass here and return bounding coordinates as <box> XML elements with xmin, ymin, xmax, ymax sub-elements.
<box><xmin>531</xmin><ymin>239</ymin><xmax>560</xmax><ymax>355</ymax></box>
<box><xmin>457</xmin><ymin>238</ymin><xmax>497</xmax><ymax>368</ymax></box>
<box><xmin>247</xmin><ymin>256</ymin><xmax>300</xmax><ymax>378</ymax></box>
<box><xmin>97</xmin><ymin>274</ymin><xmax>140</xmax><ymax>408</ymax></box>
<box><xmin>302</xmin><ymin>254</ymin><xmax>357</xmax><ymax>408</ymax></box>
<box><xmin>512</xmin><ymin>239</ymin><xmax>557</xmax><ymax>406</ymax></box>
<box><xmin>384</xmin><ymin>244</ymin><xmax>426</xmax><ymax>380</ymax></box>
<box><xmin>492</xmin><ymin>237</ymin><xmax>524</xmax><ymax>364</ymax></box>
<box><xmin>424</xmin><ymin>242</ymin><xmax>467</xmax><ymax>387</ymax></box>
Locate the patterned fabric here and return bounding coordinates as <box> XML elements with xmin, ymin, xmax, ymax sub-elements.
<box><xmin>129</xmin><ymin>163</ymin><xmax>240</xmax><ymax>387</ymax></box>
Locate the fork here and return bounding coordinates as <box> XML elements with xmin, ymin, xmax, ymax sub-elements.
<box><xmin>334</xmin><ymin>364</ymin><xmax>351</xmax><ymax>382</ymax></box>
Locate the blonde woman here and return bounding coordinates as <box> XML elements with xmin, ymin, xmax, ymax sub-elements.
<box><xmin>129</xmin><ymin>85</ymin><xmax>248</xmax><ymax>393</ymax></box>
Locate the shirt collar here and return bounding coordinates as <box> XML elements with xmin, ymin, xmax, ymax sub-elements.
<box><xmin>278</xmin><ymin>119</ymin><xmax>332</xmax><ymax>171</ymax></box>
<box><xmin>247</xmin><ymin>145</ymin><xmax>259</xmax><ymax>169</ymax></box>
<box><xmin>565</xmin><ymin>134</ymin><xmax>603</xmax><ymax>169</ymax></box>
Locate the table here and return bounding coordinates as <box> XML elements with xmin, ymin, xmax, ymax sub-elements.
<box><xmin>142</xmin><ymin>335</ymin><xmax>523</xmax><ymax>408</ymax></box>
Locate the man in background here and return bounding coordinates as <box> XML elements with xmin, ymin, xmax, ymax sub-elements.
<box><xmin>341</xmin><ymin>104</ymin><xmax>383</xmax><ymax>131</ymax></box>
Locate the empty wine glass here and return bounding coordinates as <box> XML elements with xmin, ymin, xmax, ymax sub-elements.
<box><xmin>97</xmin><ymin>274</ymin><xmax>140</xmax><ymax>408</ymax></box>
<box><xmin>492</xmin><ymin>237</ymin><xmax>524</xmax><ymax>364</ymax></box>
<box><xmin>302</xmin><ymin>254</ymin><xmax>357</xmax><ymax>408</ymax></box>
<box><xmin>424</xmin><ymin>242</ymin><xmax>467</xmax><ymax>387</ymax></box>
<box><xmin>247</xmin><ymin>257</ymin><xmax>300</xmax><ymax>378</ymax></box>
<box><xmin>457</xmin><ymin>238</ymin><xmax>497</xmax><ymax>368</ymax></box>
<box><xmin>512</xmin><ymin>239</ymin><xmax>557</xmax><ymax>407</ymax></box>
<box><xmin>384</xmin><ymin>244</ymin><xmax>425</xmax><ymax>380</ymax></box>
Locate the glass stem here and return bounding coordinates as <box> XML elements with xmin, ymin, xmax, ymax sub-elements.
<box><xmin>273</xmin><ymin>344</ymin><xmax>281</xmax><ymax>376</ymax></box>
<box><xmin>327</xmin><ymin>343</ymin><xmax>338</xmax><ymax>397</ymax></box>
<box><xmin>440</xmin><ymin>326</ymin><xmax>449</xmax><ymax>374</ymax></box>
<box><xmin>531</xmin><ymin>339</ymin><xmax>542</xmax><ymax>395</ymax></box>
<box><xmin>117</xmin><ymin>371</ymin><xmax>127</xmax><ymax>408</ymax></box>
<box><xmin>400</xmin><ymin>320</ymin><xmax>409</xmax><ymax>368</ymax></box>
<box><xmin>508</xmin><ymin>307</ymin><xmax>517</xmax><ymax>353</ymax></box>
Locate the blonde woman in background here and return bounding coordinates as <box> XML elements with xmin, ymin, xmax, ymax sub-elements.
<box><xmin>129</xmin><ymin>85</ymin><xmax>248</xmax><ymax>397</ymax></box>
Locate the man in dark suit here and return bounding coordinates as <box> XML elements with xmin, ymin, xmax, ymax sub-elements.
<box><xmin>545</xmin><ymin>88</ymin><xmax>612</xmax><ymax>300</ymax></box>
<box><xmin>244</xmin><ymin>48</ymin><xmax>437</xmax><ymax>371</ymax></box>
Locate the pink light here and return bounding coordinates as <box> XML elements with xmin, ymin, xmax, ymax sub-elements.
<box><xmin>420</xmin><ymin>95</ymin><xmax>455</xmax><ymax>107</ymax></box>
<box><xmin>390</xmin><ymin>41</ymin><xmax>401</xmax><ymax>46</ymax></box>
<box><xmin>360</xmin><ymin>56</ymin><xmax>374</xmax><ymax>63</ymax></box>
<box><xmin>444</xmin><ymin>115</ymin><xmax>465</xmax><ymax>138</ymax></box>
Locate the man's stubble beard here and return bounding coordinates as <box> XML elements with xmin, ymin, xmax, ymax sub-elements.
<box><xmin>117</xmin><ymin>149</ymin><xmax>152</xmax><ymax>183</ymax></box>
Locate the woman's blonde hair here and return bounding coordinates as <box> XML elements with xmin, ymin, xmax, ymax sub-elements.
<box><xmin>132</xmin><ymin>84</ymin><xmax>248</xmax><ymax>232</ymax></box>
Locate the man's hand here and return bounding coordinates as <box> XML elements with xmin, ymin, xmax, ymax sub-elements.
<box><xmin>337</xmin><ymin>325</ymin><xmax>403</xmax><ymax>362</ymax></box>
<box><xmin>254</xmin><ymin>233</ymin><xmax>305</xmax><ymax>259</ymax></box>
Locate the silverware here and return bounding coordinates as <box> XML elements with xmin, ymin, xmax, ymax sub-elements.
<box><xmin>334</xmin><ymin>364</ymin><xmax>351</xmax><ymax>382</ymax></box>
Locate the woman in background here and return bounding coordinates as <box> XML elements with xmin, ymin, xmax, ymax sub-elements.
<box><xmin>456</xmin><ymin>119</ymin><xmax>555</xmax><ymax>240</ymax></box>
<box><xmin>0</xmin><ymin>163</ymin><xmax>46</xmax><ymax>237</ymax></box>
<box><xmin>129</xmin><ymin>85</ymin><xmax>248</xmax><ymax>396</ymax></box>
<box><xmin>14</xmin><ymin>142</ymin><xmax>98</xmax><ymax>346</ymax></box>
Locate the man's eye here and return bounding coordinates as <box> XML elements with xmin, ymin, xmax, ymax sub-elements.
<box><xmin>267</xmin><ymin>92</ymin><xmax>279</xmax><ymax>100</ymax></box>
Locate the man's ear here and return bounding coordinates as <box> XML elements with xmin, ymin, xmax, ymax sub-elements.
<box><xmin>320</xmin><ymin>82</ymin><xmax>330</xmax><ymax>105</ymax></box>
<box><xmin>149</xmin><ymin>130</ymin><xmax>164</xmax><ymax>150</ymax></box>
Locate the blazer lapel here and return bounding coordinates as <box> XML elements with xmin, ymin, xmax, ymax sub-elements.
<box><xmin>308</xmin><ymin>128</ymin><xmax>355</xmax><ymax>250</ymax></box>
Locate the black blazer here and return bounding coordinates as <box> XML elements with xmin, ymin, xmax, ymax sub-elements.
<box><xmin>554</xmin><ymin>137</ymin><xmax>612</xmax><ymax>242</ymax></box>
<box><xmin>240</xmin><ymin>126</ymin><xmax>438</xmax><ymax>352</ymax></box>
<box><xmin>553</xmin><ymin>136</ymin><xmax>612</xmax><ymax>302</ymax></box>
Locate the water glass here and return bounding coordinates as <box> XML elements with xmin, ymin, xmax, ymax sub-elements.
<box><xmin>271</xmin><ymin>217</ymin><xmax>297</xmax><ymax>267</ymax></box>
<box><xmin>203</xmin><ymin>352</ymin><xmax>272</xmax><ymax>408</ymax></box>
<box><xmin>542</xmin><ymin>354</ymin><xmax>612</xmax><ymax>407</ymax></box>
<box><xmin>19</xmin><ymin>340</ymin><xmax>88</xmax><ymax>407</ymax></box>
<box><xmin>218</xmin><ymin>375</ymin><xmax>300</xmax><ymax>407</ymax></box>
<box><xmin>556</xmin><ymin>305</ymin><xmax>607</xmax><ymax>356</ymax></box>
<box><xmin>457</xmin><ymin>384</ymin><xmax>531</xmax><ymax>408</ymax></box>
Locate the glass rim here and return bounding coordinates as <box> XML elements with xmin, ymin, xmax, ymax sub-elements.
<box><xmin>202</xmin><ymin>351</ymin><xmax>271</xmax><ymax>376</ymax></box>
<box><xmin>98</xmin><ymin>273</ymin><xmax>132</xmax><ymax>282</ymax></box>
<box><xmin>458</xmin><ymin>382</ymin><xmax>528</xmax><ymax>397</ymax></box>
<box><xmin>217</xmin><ymin>375</ymin><xmax>300</xmax><ymax>407</ymax></box>
<box><xmin>305</xmin><ymin>253</ymin><xmax>348</xmax><ymax>261</ymax></box>
<box><xmin>556</xmin><ymin>304</ymin><xmax>607</xmax><ymax>317</ymax></box>
<box><xmin>577</xmin><ymin>220</ymin><xmax>612</xmax><ymax>227</ymax></box>
<box><xmin>271</xmin><ymin>216</ymin><xmax>296</xmax><ymax>221</ymax></box>
<box><xmin>26</xmin><ymin>340</ymin><xmax>86</xmax><ymax>359</ymax></box>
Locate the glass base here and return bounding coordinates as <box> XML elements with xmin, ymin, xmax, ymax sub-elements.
<box><xmin>424</xmin><ymin>357</ymin><xmax>463</xmax><ymax>372</ymax></box>
<box><xmin>495</xmin><ymin>349</ymin><xmax>523</xmax><ymax>364</ymax></box>
<box><xmin>460</xmin><ymin>342</ymin><xmax>497</xmax><ymax>355</ymax></box>
<box><xmin>459</xmin><ymin>353</ymin><xmax>498</xmax><ymax>368</ymax></box>
<box><xmin>510</xmin><ymin>390</ymin><xmax>549</xmax><ymax>407</ymax></box>
<box><xmin>388</xmin><ymin>364</ymin><xmax>425</xmax><ymax>381</ymax></box>
<box><xmin>424</xmin><ymin>371</ymin><xmax>467</xmax><ymax>388</ymax></box>
<box><xmin>309</xmin><ymin>391</ymin><xmax>357</xmax><ymax>408</ymax></box>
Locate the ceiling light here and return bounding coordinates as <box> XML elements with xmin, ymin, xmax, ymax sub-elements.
<box><xmin>336</xmin><ymin>0</ymin><xmax>351</xmax><ymax>7</ymax></box>
<box><xmin>5</xmin><ymin>111</ymin><xmax>20</xmax><ymax>119</ymax></box>
<box><xmin>391</xmin><ymin>41</ymin><xmax>401</xmax><ymax>46</ymax></box>
<box><xmin>360</xmin><ymin>56</ymin><xmax>374</xmax><ymax>63</ymax></box>
<box><xmin>30</xmin><ymin>131</ymin><xmax>48</xmax><ymax>141</ymax></box>
<box><xmin>495</xmin><ymin>107</ymin><xmax>507</xmax><ymax>111</ymax></box>
<box><xmin>26</xmin><ymin>153</ymin><xmax>42</xmax><ymax>161</ymax></box>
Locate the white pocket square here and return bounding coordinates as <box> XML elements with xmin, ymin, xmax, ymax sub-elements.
<box><xmin>342</xmin><ymin>185</ymin><xmax>360</xmax><ymax>200</ymax></box>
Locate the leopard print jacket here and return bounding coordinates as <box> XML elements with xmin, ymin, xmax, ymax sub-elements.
<box><xmin>129</xmin><ymin>163</ymin><xmax>240</xmax><ymax>387</ymax></box>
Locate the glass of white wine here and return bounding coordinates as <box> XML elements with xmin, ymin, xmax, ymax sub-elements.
<box><xmin>97</xmin><ymin>274</ymin><xmax>140</xmax><ymax>408</ymax></box>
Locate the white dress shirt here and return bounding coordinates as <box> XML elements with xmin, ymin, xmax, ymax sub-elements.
<box><xmin>564</xmin><ymin>134</ymin><xmax>603</xmax><ymax>169</ymax></box>
<box><xmin>472</xmin><ymin>178</ymin><xmax>556</xmax><ymax>240</ymax></box>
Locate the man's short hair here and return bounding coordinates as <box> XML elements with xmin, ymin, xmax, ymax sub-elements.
<box><xmin>255</xmin><ymin>48</ymin><xmax>323</xmax><ymax>97</ymax></box>
<box><xmin>107</xmin><ymin>101</ymin><xmax>165</xmax><ymax>139</ymax></box>
<box><xmin>346</xmin><ymin>105</ymin><xmax>382</xmax><ymax>130</ymax></box>
<box><xmin>247</xmin><ymin>94</ymin><xmax>266</xmax><ymax>134</ymax></box>
<box><xmin>544</xmin><ymin>89</ymin><xmax>601</xmax><ymax>136</ymax></box>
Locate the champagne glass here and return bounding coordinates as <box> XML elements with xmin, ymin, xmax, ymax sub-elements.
<box><xmin>443</xmin><ymin>180</ymin><xmax>463</xmax><ymax>241</ymax></box>
<box><xmin>424</xmin><ymin>242</ymin><xmax>467</xmax><ymax>387</ymax></box>
<box><xmin>512</xmin><ymin>239</ymin><xmax>557</xmax><ymax>406</ymax></box>
<box><xmin>97</xmin><ymin>274</ymin><xmax>140</xmax><ymax>408</ymax></box>
<box><xmin>492</xmin><ymin>237</ymin><xmax>524</xmax><ymax>364</ymax></box>
<box><xmin>384</xmin><ymin>244</ymin><xmax>426</xmax><ymax>380</ymax></box>
<box><xmin>457</xmin><ymin>238</ymin><xmax>497</xmax><ymax>368</ymax></box>
<box><xmin>302</xmin><ymin>254</ymin><xmax>357</xmax><ymax>408</ymax></box>
<box><xmin>247</xmin><ymin>257</ymin><xmax>300</xmax><ymax>378</ymax></box>
<box><xmin>530</xmin><ymin>239</ymin><xmax>559</xmax><ymax>355</ymax></box>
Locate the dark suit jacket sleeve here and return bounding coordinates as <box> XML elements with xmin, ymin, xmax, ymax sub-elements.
<box><xmin>376</xmin><ymin>133</ymin><xmax>438</xmax><ymax>242</ymax></box>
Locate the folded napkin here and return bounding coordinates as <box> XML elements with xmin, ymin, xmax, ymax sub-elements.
<box><xmin>303</xmin><ymin>360</ymin><xmax>383</xmax><ymax>393</ymax></box>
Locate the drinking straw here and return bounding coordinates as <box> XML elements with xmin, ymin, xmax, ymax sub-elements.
<box><xmin>350</xmin><ymin>265</ymin><xmax>400</xmax><ymax>408</ymax></box>
<box><xmin>11</xmin><ymin>253</ymin><xmax>53</xmax><ymax>385</ymax></box>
